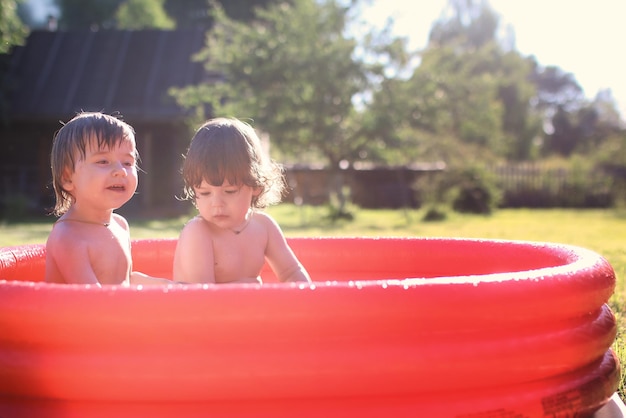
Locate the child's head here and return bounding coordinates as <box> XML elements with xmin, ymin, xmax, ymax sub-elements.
<box><xmin>182</xmin><ymin>117</ymin><xmax>285</xmax><ymax>209</ymax></box>
<box><xmin>50</xmin><ymin>112</ymin><xmax>138</xmax><ymax>216</ymax></box>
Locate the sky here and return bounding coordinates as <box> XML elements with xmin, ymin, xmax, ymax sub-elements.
<box><xmin>360</xmin><ymin>0</ymin><xmax>626</xmax><ymax>118</ymax></box>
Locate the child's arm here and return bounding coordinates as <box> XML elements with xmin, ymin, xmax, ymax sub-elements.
<box><xmin>262</xmin><ymin>213</ymin><xmax>311</xmax><ymax>283</ymax></box>
<box><xmin>45</xmin><ymin>232</ymin><xmax>101</xmax><ymax>286</ymax></box>
<box><xmin>173</xmin><ymin>217</ymin><xmax>218</xmax><ymax>283</ymax></box>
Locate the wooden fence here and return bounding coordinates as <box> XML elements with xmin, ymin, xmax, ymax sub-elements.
<box><xmin>490</xmin><ymin>164</ymin><xmax>614</xmax><ymax>208</ymax></box>
<box><xmin>0</xmin><ymin>162</ymin><xmax>621</xmax><ymax>219</ymax></box>
<box><xmin>283</xmin><ymin>163</ymin><xmax>617</xmax><ymax>209</ymax></box>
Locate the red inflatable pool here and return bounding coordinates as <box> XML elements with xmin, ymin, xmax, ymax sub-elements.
<box><xmin>0</xmin><ymin>237</ymin><xmax>620</xmax><ymax>417</ymax></box>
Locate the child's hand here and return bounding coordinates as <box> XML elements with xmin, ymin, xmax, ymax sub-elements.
<box><xmin>130</xmin><ymin>271</ymin><xmax>150</xmax><ymax>281</ymax></box>
<box><xmin>131</xmin><ymin>271</ymin><xmax>176</xmax><ymax>286</ymax></box>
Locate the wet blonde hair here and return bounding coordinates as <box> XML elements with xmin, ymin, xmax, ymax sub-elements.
<box><xmin>181</xmin><ymin>118</ymin><xmax>285</xmax><ymax>209</ymax></box>
<box><xmin>50</xmin><ymin>112</ymin><xmax>137</xmax><ymax>216</ymax></box>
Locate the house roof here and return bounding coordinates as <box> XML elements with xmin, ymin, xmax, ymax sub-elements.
<box><xmin>6</xmin><ymin>29</ymin><xmax>208</xmax><ymax>123</ymax></box>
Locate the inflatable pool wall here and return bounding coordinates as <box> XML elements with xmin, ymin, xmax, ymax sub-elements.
<box><xmin>0</xmin><ymin>237</ymin><xmax>620</xmax><ymax>417</ymax></box>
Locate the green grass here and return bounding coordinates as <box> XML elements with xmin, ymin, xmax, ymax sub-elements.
<box><xmin>2</xmin><ymin>206</ymin><xmax>625</xmax><ymax>398</ymax></box>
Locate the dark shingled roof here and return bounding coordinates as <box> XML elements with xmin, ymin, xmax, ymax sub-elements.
<box><xmin>6</xmin><ymin>29</ymin><xmax>208</xmax><ymax>123</ymax></box>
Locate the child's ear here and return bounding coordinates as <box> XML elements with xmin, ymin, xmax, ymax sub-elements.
<box><xmin>252</xmin><ymin>187</ymin><xmax>262</xmax><ymax>197</ymax></box>
<box><xmin>61</xmin><ymin>169</ymin><xmax>74</xmax><ymax>192</ymax></box>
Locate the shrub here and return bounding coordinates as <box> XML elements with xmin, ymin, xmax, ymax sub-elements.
<box><xmin>422</xmin><ymin>206</ymin><xmax>447</xmax><ymax>222</ymax></box>
<box><xmin>446</xmin><ymin>166</ymin><xmax>501</xmax><ymax>215</ymax></box>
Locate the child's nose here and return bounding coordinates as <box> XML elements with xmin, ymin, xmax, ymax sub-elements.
<box><xmin>112</xmin><ymin>161</ymin><xmax>128</xmax><ymax>176</ymax></box>
<box><xmin>210</xmin><ymin>195</ymin><xmax>224</xmax><ymax>206</ymax></box>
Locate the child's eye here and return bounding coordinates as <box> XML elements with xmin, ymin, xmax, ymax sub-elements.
<box><xmin>96</xmin><ymin>159</ymin><xmax>109</xmax><ymax>165</ymax></box>
<box><xmin>123</xmin><ymin>161</ymin><xmax>135</xmax><ymax>167</ymax></box>
<box><xmin>225</xmin><ymin>186</ymin><xmax>241</xmax><ymax>194</ymax></box>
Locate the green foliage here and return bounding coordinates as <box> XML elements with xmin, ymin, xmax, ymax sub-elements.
<box><xmin>428</xmin><ymin>0</ymin><xmax>499</xmax><ymax>50</ymax></box>
<box><xmin>494</xmin><ymin>158</ymin><xmax>615</xmax><ymax>209</ymax></box>
<box><xmin>590</xmin><ymin>129</ymin><xmax>626</xmax><ymax>168</ymax></box>
<box><xmin>442</xmin><ymin>165</ymin><xmax>501</xmax><ymax>214</ymax></box>
<box><xmin>412</xmin><ymin>44</ymin><xmax>505</xmax><ymax>145</ymax></box>
<box><xmin>421</xmin><ymin>206</ymin><xmax>447</xmax><ymax>222</ymax></box>
<box><xmin>323</xmin><ymin>186</ymin><xmax>356</xmax><ymax>222</ymax></box>
<box><xmin>561</xmin><ymin>156</ymin><xmax>610</xmax><ymax>207</ymax></box>
<box><xmin>0</xmin><ymin>0</ymin><xmax>28</xmax><ymax>53</ymax></box>
<box><xmin>176</xmin><ymin>0</ymin><xmax>371</xmax><ymax>165</ymax></box>
<box><xmin>368</xmin><ymin>32</ymin><xmax>541</xmax><ymax>163</ymax></box>
<box><xmin>163</xmin><ymin>0</ymin><xmax>212</xmax><ymax>28</ymax></box>
<box><xmin>414</xmin><ymin>163</ymin><xmax>501</xmax><ymax>215</ymax></box>
<box><xmin>529</xmin><ymin>66</ymin><xmax>623</xmax><ymax>158</ymax></box>
<box><xmin>54</xmin><ymin>0</ymin><xmax>174</xmax><ymax>29</ymax></box>
<box><xmin>115</xmin><ymin>0</ymin><xmax>174</xmax><ymax>29</ymax></box>
<box><xmin>54</xmin><ymin>0</ymin><xmax>124</xmax><ymax>29</ymax></box>
<box><xmin>171</xmin><ymin>0</ymin><xmax>411</xmax><ymax>215</ymax></box>
<box><xmin>216</xmin><ymin>0</ymin><xmax>283</xmax><ymax>22</ymax></box>
<box><xmin>0</xmin><ymin>0</ymin><xmax>28</xmax><ymax>123</ymax></box>
<box><xmin>167</xmin><ymin>0</ymin><xmax>624</xmax><ymax>176</ymax></box>
<box><xmin>592</xmin><ymin>133</ymin><xmax>626</xmax><ymax>207</ymax></box>
<box><xmin>530</xmin><ymin>65</ymin><xmax>585</xmax><ymax>113</ymax></box>
<box><xmin>52</xmin><ymin>0</ymin><xmax>279</xmax><ymax>30</ymax></box>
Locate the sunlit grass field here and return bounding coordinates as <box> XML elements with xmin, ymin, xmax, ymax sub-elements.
<box><xmin>1</xmin><ymin>206</ymin><xmax>625</xmax><ymax>398</ymax></box>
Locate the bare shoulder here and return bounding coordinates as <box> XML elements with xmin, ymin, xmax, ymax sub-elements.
<box><xmin>180</xmin><ymin>216</ymin><xmax>212</xmax><ymax>235</ymax></box>
<box><xmin>111</xmin><ymin>213</ymin><xmax>130</xmax><ymax>231</ymax></box>
<box><xmin>253</xmin><ymin>211</ymin><xmax>280</xmax><ymax>229</ymax></box>
<box><xmin>178</xmin><ymin>216</ymin><xmax>214</xmax><ymax>245</ymax></box>
<box><xmin>252</xmin><ymin>211</ymin><xmax>287</xmax><ymax>245</ymax></box>
<box><xmin>47</xmin><ymin>220</ymin><xmax>83</xmax><ymax>250</ymax></box>
<box><xmin>185</xmin><ymin>215</ymin><xmax>208</xmax><ymax>227</ymax></box>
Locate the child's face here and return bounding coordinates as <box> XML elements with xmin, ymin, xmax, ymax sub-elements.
<box><xmin>62</xmin><ymin>136</ymin><xmax>138</xmax><ymax>213</ymax></box>
<box><xmin>193</xmin><ymin>180</ymin><xmax>260</xmax><ymax>231</ymax></box>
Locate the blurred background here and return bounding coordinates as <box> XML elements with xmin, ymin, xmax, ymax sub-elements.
<box><xmin>1</xmin><ymin>0</ymin><xmax>625</xmax><ymax>221</ymax></box>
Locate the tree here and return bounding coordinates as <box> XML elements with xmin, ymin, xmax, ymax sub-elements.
<box><xmin>544</xmin><ymin>91</ymin><xmax>624</xmax><ymax>157</ymax></box>
<box><xmin>547</xmin><ymin>105</ymin><xmax>577</xmax><ymax>156</ymax></box>
<box><xmin>54</xmin><ymin>0</ymin><xmax>124</xmax><ymax>29</ymax></box>
<box><xmin>52</xmin><ymin>0</ymin><xmax>285</xmax><ymax>30</ymax></box>
<box><xmin>163</xmin><ymin>0</ymin><xmax>212</xmax><ymax>28</ymax></box>
<box><xmin>173</xmin><ymin>0</ymin><xmax>399</xmax><ymax>215</ymax></box>
<box><xmin>0</xmin><ymin>0</ymin><xmax>28</xmax><ymax>125</ymax></box>
<box><xmin>115</xmin><ymin>0</ymin><xmax>174</xmax><ymax>29</ymax></box>
<box><xmin>163</xmin><ymin>0</ymin><xmax>284</xmax><ymax>29</ymax></box>
<box><xmin>530</xmin><ymin>64</ymin><xmax>585</xmax><ymax>115</ymax></box>
<box><xmin>429</xmin><ymin>0</ymin><xmax>543</xmax><ymax>161</ymax></box>
<box><xmin>216</xmin><ymin>0</ymin><xmax>288</xmax><ymax>22</ymax></box>
<box><xmin>592</xmin><ymin>89</ymin><xmax>623</xmax><ymax>131</ymax></box>
<box><xmin>429</xmin><ymin>0</ymin><xmax>499</xmax><ymax>50</ymax></box>
<box><xmin>0</xmin><ymin>0</ymin><xmax>28</xmax><ymax>53</ymax></box>
<box><xmin>495</xmin><ymin>52</ymin><xmax>542</xmax><ymax>160</ymax></box>
<box><xmin>367</xmin><ymin>0</ymin><xmax>541</xmax><ymax>163</ymax></box>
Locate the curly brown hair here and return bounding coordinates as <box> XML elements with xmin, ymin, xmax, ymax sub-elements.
<box><xmin>181</xmin><ymin>118</ymin><xmax>285</xmax><ymax>209</ymax></box>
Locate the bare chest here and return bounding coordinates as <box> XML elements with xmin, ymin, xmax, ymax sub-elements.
<box><xmin>212</xmin><ymin>238</ymin><xmax>266</xmax><ymax>283</ymax></box>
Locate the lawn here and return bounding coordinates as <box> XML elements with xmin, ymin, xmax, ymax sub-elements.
<box><xmin>1</xmin><ymin>206</ymin><xmax>625</xmax><ymax>398</ymax></box>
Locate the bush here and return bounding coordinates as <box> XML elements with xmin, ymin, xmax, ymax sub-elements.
<box><xmin>422</xmin><ymin>206</ymin><xmax>447</xmax><ymax>222</ymax></box>
<box><xmin>445</xmin><ymin>166</ymin><xmax>501</xmax><ymax>215</ymax></box>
